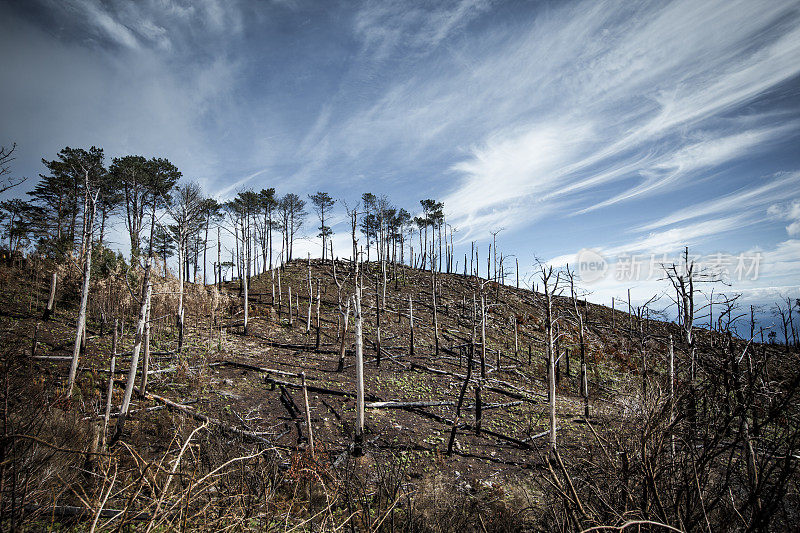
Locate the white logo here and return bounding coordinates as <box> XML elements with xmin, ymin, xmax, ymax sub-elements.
<box><xmin>576</xmin><ymin>248</ymin><xmax>607</xmax><ymax>284</ymax></box>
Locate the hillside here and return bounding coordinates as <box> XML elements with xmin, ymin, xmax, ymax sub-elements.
<box><xmin>0</xmin><ymin>258</ymin><xmax>797</xmax><ymax>531</ymax></box>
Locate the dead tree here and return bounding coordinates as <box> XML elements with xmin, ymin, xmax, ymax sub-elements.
<box><xmin>306</xmin><ymin>254</ymin><xmax>312</xmax><ymax>334</ymax></box>
<box><xmin>300</xmin><ymin>372</ymin><xmax>314</xmax><ymax>452</ymax></box>
<box><xmin>375</xmin><ymin>266</ymin><xmax>382</xmax><ymax>366</ymax></box>
<box><xmin>353</xmin><ymin>270</ymin><xmax>365</xmax><ymax>455</ymax></box>
<box><xmin>315</xmin><ymin>278</ymin><xmax>321</xmax><ymax>351</ymax></box>
<box><xmin>66</xmin><ymin>183</ymin><xmax>99</xmax><ymax>396</ymax></box>
<box><xmin>111</xmin><ymin>256</ymin><xmax>154</xmax><ymax>444</ymax></box>
<box><xmin>539</xmin><ymin>262</ymin><xmax>562</xmax><ymax>451</ymax></box>
<box><xmin>102</xmin><ymin>319</ymin><xmax>118</xmax><ymax>449</ymax></box>
<box><xmin>447</xmin><ymin>324</ymin><xmax>474</xmax><ymax>456</ymax></box>
<box><xmin>432</xmin><ymin>266</ymin><xmax>439</xmax><ymax>358</ymax></box>
<box><xmin>409</xmin><ymin>294</ymin><xmax>415</xmax><ymax>357</ymax></box>
<box><xmin>139</xmin><ymin>303</ymin><xmax>152</xmax><ymax>396</ymax></box>
<box><xmin>566</xmin><ymin>266</ymin><xmax>590</xmax><ymax>418</ymax></box>
<box><xmin>288</xmin><ymin>286</ymin><xmax>293</xmax><ymax>327</ymax></box>
<box><xmin>332</xmin><ymin>259</ymin><xmax>352</xmax><ymax>371</ymax></box>
<box><xmin>42</xmin><ymin>272</ymin><xmax>57</xmax><ymax>321</ymax></box>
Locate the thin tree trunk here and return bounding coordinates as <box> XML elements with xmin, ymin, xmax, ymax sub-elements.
<box><xmin>337</xmin><ymin>297</ymin><xmax>350</xmax><ymax>372</ymax></box>
<box><xmin>110</xmin><ymin>257</ymin><xmax>153</xmax><ymax>445</ymax></box>
<box><xmin>102</xmin><ymin>320</ymin><xmax>118</xmax><ymax>450</ymax></box>
<box><xmin>300</xmin><ymin>372</ymin><xmax>314</xmax><ymax>452</ymax></box>
<box><xmin>67</xmin><ymin>193</ymin><xmax>96</xmax><ymax>396</ymax></box>
<box><xmin>353</xmin><ymin>279</ymin><xmax>365</xmax><ymax>455</ymax></box>
<box><xmin>409</xmin><ymin>295</ymin><xmax>414</xmax><ymax>357</ymax></box>
<box><xmin>140</xmin><ymin>304</ymin><xmax>151</xmax><ymax>395</ymax></box>
<box><xmin>43</xmin><ymin>272</ymin><xmax>57</xmax><ymax>321</ymax></box>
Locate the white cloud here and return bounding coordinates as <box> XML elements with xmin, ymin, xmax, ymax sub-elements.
<box><xmin>768</xmin><ymin>199</ymin><xmax>800</xmax><ymax>236</ymax></box>
<box><xmin>640</xmin><ymin>172</ymin><xmax>799</xmax><ymax>231</ymax></box>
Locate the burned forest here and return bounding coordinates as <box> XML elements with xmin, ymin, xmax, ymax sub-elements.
<box><xmin>0</xmin><ymin>146</ymin><xmax>798</xmax><ymax>531</ymax></box>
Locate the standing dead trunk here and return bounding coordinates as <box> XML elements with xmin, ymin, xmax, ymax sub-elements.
<box><xmin>353</xmin><ymin>280</ymin><xmax>365</xmax><ymax>456</ymax></box>
<box><xmin>102</xmin><ymin>320</ymin><xmax>118</xmax><ymax>450</ymax></box>
<box><xmin>306</xmin><ymin>255</ymin><xmax>312</xmax><ymax>334</ymax></box>
<box><xmin>140</xmin><ymin>304</ymin><xmax>151</xmax><ymax>396</ymax></box>
<box><xmin>447</xmin><ymin>328</ymin><xmax>474</xmax><ymax>456</ymax></box>
<box><xmin>217</xmin><ymin>227</ymin><xmax>222</xmax><ymax>290</ymax></box>
<box><xmin>67</xmin><ymin>191</ymin><xmax>97</xmax><ymax>397</ymax></box>
<box><xmin>668</xmin><ymin>333</ymin><xmax>674</xmax><ymax>457</ymax></box>
<box><xmin>432</xmin><ymin>270</ymin><xmax>439</xmax><ymax>358</ymax></box>
<box><xmin>288</xmin><ymin>286</ymin><xmax>293</xmax><ymax>327</ymax></box>
<box><xmin>375</xmin><ymin>268</ymin><xmax>381</xmax><ymax>367</ymax></box>
<box><xmin>580</xmin><ymin>314</ymin><xmax>588</xmax><ymax>418</ymax></box>
<box><xmin>43</xmin><ymin>272</ymin><xmax>57</xmax><ymax>321</ymax></box>
<box><xmin>177</xmin><ymin>235</ymin><xmax>186</xmax><ymax>354</ymax></box>
<box><xmin>300</xmin><ymin>372</ymin><xmax>314</xmax><ymax>452</ymax></box>
<box><xmin>31</xmin><ymin>322</ymin><xmax>39</xmax><ymax>358</ymax></box>
<box><xmin>409</xmin><ymin>295</ymin><xmax>415</xmax><ymax>357</ymax></box>
<box><xmin>243</xmin><ymin>232</ymin><xmax>249</xmax><ymax>336</ymax></box>
<box><xmin>277</xmin><ymin>256</ymin><xmax>283</xmax><ymax>315</ymax></box>
<box><xmin>110</xmin><ymin>257</ymin><xmax>153</xmax><ymax>445</ymax></box>
<box><xmin>315</xmin><ymin>279</ymin><xmax>321</xmax><ymax>351</ymax></box>
<box><xmin>480</xmin><ymin>294</ymin><xmax>487</xmax><ymax>379</ymax></box>
<box><xmin>337</xmin><ymin>297</ymin><xmax>351</xmax><ymax>372</ymax></box>
<box><xmin>540</xmin><ymin>266</ymin><xmax>559</xmax><ymax>452</ymax></box>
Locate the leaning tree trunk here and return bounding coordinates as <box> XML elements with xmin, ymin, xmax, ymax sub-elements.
<box><xmin>110</xmin><ymin>257</ymin><xmax>153</xmax><ymax>445</ymax></box>
<box><xmin>66</xmin><ymin>195</ymin><xmax>96</xmax><ymax>397</ymax></box>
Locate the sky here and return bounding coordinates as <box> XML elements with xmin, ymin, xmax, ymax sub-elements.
<box><xmin>0</xmin><ymin>0</ymin><xmax>799</xmax><ymax>336</ymax></box>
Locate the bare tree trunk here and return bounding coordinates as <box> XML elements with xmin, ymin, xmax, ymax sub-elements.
<box><xmin>243</xmin><ymin>229</ymin><xmax>249</xmax><ymax>336</ymax></box>
<box><xmin>544</xmin><ymin>278</ymin><xmax>557</xmax><ymax>451</ymax></box>
<box><xmin>102</xmin><ymin>320</ymin><xmax>118</xmax><ymax>450</ymax></box>
<box><xmin>288</xmin><ymin>286</ymin><xmax>293</xmax><ymax>327</ymax></box>
<box><xmin>306</xmin><ymin>255</ymin><xmax>312</xmax><ymax>334</ymax></box>
<box><xmin>111</xmin><ymin>257</ymin><xmax>153</xmax><ymax>445</ymax></box>
<box><xmin>140</xmin><ymin>304</ymin><xmax>151</xmax><ymax>395</ymax></box>
<box><xmin>580</xmin><ymin>314</ymin><xmax>588</xmax><ymax>418</ymax></box>
<box><xmin>337</xmin><ymin>297</ymin><xmax>350</xmax><ymax>372</ymax></box>
<box><xmin>480</xmin><ymin>294</ymin><xmax>486</xmax><ymax>379</ymax></box>
<box><xmin>277</xmin><ymin>254</ymin><xmax>283</xmax><ymax>315</ymax></box>
<box><xmin>409</xmin><ymin>295</ymin><xmax>414</xmax><ymax>357</ymax></box>
<box><xmin>668</xmin><ymin>333</ymin><xmax>674</xmax><ymax>458</ymax></box>
<box><xmin>375</xmin><ymin>268</ymin><xmax>381</xmax><ymax>366</ymax></box>
<box><xmin>67</xmin><ymin>194</ymin><xmax>96</xmax><ymax>396</ymax></box>
<box><xmin>43</xmin><ymin>272</ymin><xmax>57</xmax><ymax>321</ymax></box>
<box><xmin>315</xmin><ymin>279</ymin><xmax>321</xmax><ymax>351</ymax></box>
<box><xmin>300</xmin><ymin>372</ymin><xmax>314</xmax><ymax>452</ymax></box>
<box><xmin>447</xmin><ymin>332</ymin><xmax>474</xmax><ymax>456</ymax></box>
<box><xmin>432</xmin><ymin>270</ymin><xmax>439</xmax><ymax>358</ymax></box>
<box><xmin>354</xmin><ymin>279</ymin><xmax>365</xmax><ymax>456</ymax></box>
<box><xmin>177</xmin><ymin>239</ymin><xmax>185</xmax><ymax>354</ymax></box>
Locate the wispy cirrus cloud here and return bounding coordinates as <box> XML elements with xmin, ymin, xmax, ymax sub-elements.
<box><xmin>441</xmin><ymin>0</ymin><xmax>800</xmax><ymax>238</ymax></box>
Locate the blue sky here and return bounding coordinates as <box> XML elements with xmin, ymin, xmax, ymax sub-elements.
<box><xmin>1</xmin><ymin>0</ymin><xmax>799</xmax><ymax>332</ymax></box>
